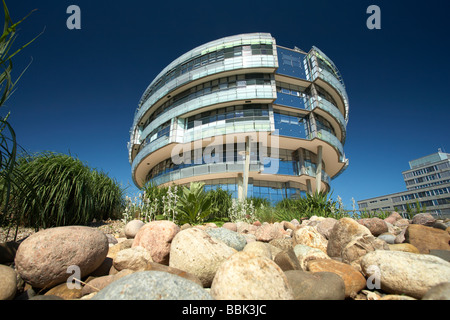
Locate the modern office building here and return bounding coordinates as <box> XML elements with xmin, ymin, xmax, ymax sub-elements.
<box><xmin>358</xmin><ymin>151</ymin><xmax>450</xmax><ymax>218</ymax></box>
<box><xmin>128</xmin><ymin>33</ymin><xmax>349</xmax><ymax>204</ymax></box>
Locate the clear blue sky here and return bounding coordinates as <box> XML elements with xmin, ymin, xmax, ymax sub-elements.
<box><xmin>3</xmin><ymin>0</ymin><xmax>450</xmax><ymax>210</ymax></box>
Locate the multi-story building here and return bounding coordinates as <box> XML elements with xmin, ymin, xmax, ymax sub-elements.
<box><xmin>358</xmin><ymin>151</ymin><xmax>450</xmax><ymax>218</ymax></box>
<box><xmin>128</xmin><ymin>33</ymin><xmax>349</xmax><ymax>204</ymax></box>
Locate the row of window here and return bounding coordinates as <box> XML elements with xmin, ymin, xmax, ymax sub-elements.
<box><xmin>186</xmin><ymin>104</ymin><xmax>270</xmax><ymax>129</ymax></box>
<box><xmin>392</xmin><ymin>187</ymin><xmax>450</xmax><ymax>202</ymax></box>
<box><xmin>141</xmin><ymin>73</ymin><xmax>272</xmax><ymax>130</ymax></box>
<box><xmin>140</xmin><ymin>44</ymin><xmax>274</xmax><ymax>106</ymax></box>
<box><xmin>407</xmin><ymin>179</ymin><xmax>450</xmax><ymax>190</ymax></box>
<box><xmin>402</xmin><ymin>162</ymin><xmax>450</xmax><ymax>179</ymax></box>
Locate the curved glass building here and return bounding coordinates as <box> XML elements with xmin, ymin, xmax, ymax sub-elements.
<box><xmin>128</xmin><ymin>33</ymin><xmax>349</xmax><ymax>204</ymax></box>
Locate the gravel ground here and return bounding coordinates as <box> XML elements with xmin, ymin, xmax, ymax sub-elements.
<box><xmin>0</xmin><ymin>219</ymin><xmax>126</xmax><ymax>243</ymax></box>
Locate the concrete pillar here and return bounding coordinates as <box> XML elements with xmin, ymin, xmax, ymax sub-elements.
<box><xmin>315</xmin><ymin>145</ymin><xmax>323</xmax><ymax>194</ymax></box>
<box><xmin>243</xmin><ymin>136</ymin><xmax>251</xmax><ymax>200</ymax></box>
<box><xmin>306</xmin><ymin>179</ymin><xmax>313</xmax><ymax>195</ymax></box>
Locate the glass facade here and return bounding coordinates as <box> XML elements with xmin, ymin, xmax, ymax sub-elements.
<box><xmin>129</xmin><ymin>33</ymin><xmax>350</xmax><ymax>203</ymax></box>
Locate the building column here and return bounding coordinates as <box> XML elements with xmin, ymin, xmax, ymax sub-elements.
<box><xmin>306</xmin><ymin>179</ymin><xmax>313</xmax><ymax>195</ymax></box>
<box><xmin>243</xmin><ymin>136</ymin><xmax>251</xmax><ymax>200</ymax></box>
<box><xmin>315</xmin><ymin>145</ymin><xmax>323</xmax><ymax>194</ymax></box>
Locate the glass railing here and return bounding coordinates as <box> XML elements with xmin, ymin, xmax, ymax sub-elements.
<box><xmin>307</xmin><ymin>97</ymin><xmax>346</xmax><ymax>136</ymax></box>
<box><xmin>309</xmin><ymin>129</ymin><xmax>345</xmax><ymax>162</ymax></box>
<box><xmin>274</xmin><ymin>91</ymin><xmax>308</xmax><ymax>110</ymax></box>
<box><xmin>133</xmin><ymin>54</ymin><xmax>278</xmax><ymax>128</ymax></box>
<box><xmin>141</xmin><ymin>85</ymin><xmax>275</xmax><ymax>138</ymax></box>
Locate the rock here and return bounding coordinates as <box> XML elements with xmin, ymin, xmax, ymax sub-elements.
<box><xmin>341</xmin><ymin>234</ymin><xmax>389</xmax><ymax>271</ymax></box>
<box><xmin>292</xmin><ymin>226</ymin><xmax>328</xmax><ymax>254</ymax></box>
<box><xmin>327</xmin><ymin>217</ymin><xmax>371</xmax><ymax>258</ymax></box>
<box><xmin>44</xmin><ymin>282</ymin><xmax>83</xmax><ymax>300</ymax></box>
<box><xmin>293</xmin><ymin>245</ymin><xmax>330</xmax><ymax>271</ymax></box>
<box><xmin>132</xmin><ymin>220</ymin><xmax>180</xmax><ymax>265</ymax></box>
<box><xmin>169</xmin><ymin>228</ymin><xmax>236</xmax><ymax>287</ymax></box>
<box><xmin>222</xmin><ymin>222</ymin><xmax>237</xmax><ymax>232</ymax></box>
<box><xmin>107</xmin><ymin>239</ymin><xmax>133</xmax><ymax>260</ymax></box>
<box><xmin>145</xmin><ymin>262</ymin><xmax>203</xmax><ymax>287</ymax></box>
<box><xmin>236</xmin><ymin>222</ymin><xmax>257</xmax><ymax>235</ymax></box>
<box><xmin>269</xmin><ymin>238</ymin><xmax>294</xmax><ymax>251</ymax></box>
<box><xmin>90</xmin><ymin>257</ymin><xmax>114</xmax><ymax>277</ymax></box>
<box><xmin>243</xmin><ymin>241</ymin><xmax>272</xmax><ymax>259</ymax></box>
<box><xmin>14</xmin><ymin>226</ymin><xmax>109</xmax><ymax>289</ymax></box>
<box><xmin>377</xmin><ymin>233</ymin><xmax>396</xmax><ymax>244</ymax></box>
<box><xmin>384</xmin><ymin>212</ymin><xmax>403</xmax><ymax>224</ymax></box>
<box><xmin>433</xmin><ymin>221</ymin><xmax>448</xmax><ymax>231</ymax></box>
<box><xmin>124</xmin><ymin>220</ymin><xmax>145</xmax><ymax>239</ymax></box>
<box><xmin>206</xmin><ymin>227</ymin><xmax>247</xmax><ymax>251</ymax></box>
<box><xmin>92</xmin><ymin>271</ymin><xmax>213</xmax><ymax>300</ymax></box>
<box><xmin>307</xmin><ymin>258</ymin><xmax>367</xmax><ymax>298</ymax></box>
<box><xmin>210</xmin><ymin>251</ymin><xmax>294</xmax><ymax>300</ymax></box>
<box><xmin>429</xmin><ymin>249</ymin><xmax>450</xmax><ymax>262</ymax></box>
<box><xmin>422</xmin><ymin>282</ymin><xmax>450</xmax><ymax>300</ymax></box>
<box><xmin>405</xmin><ymin>224</ymin><xmax>450</xmax><ymax>254</ymax></box>
<box><xmin>378</xmin><ymin>294</ymin><xmax>416</xmax><ymax>300</ymax></box>
<box><xmin>357</xmin><ymin>218</ymin><xmax>388</xmax><ymax>236</ymax></box>
<box><xmin>316</xmin><ymin>218</ymin><xmax>337</xmax><ymax>239</ymax></box>
<box><xmin>412</xmin><ymin>213</ymin><xmax>436</xmax><ymax>226</ymax></box>
<box><xmin>0</xmin><ymin>264</ymin><xmax>17</xmax><ymax>300</ymax></box>
<box><xmin>290</xmin><ymin>219</ymin><xmax>300</xmax><ymax>227</ymax></box>
<box><xmin>394</xmin><ymin>228</ymin><xmax>407</xmax><ymax>244</ymax></box>
<box><xmin>105</xmin><ymin>234</ymin><xmax>118</xmax><ymax>245</ymax></box>
<box><xmin>113</xmin><ymin>246</ymin><xmax>153</xmax><ymax>271</ymax></box>
<box><xmin>0</xmin><ymin>241</ymin><xmax>19</xmax><ymax>264</ymax></box>
<box><xmin>393</xmin><ymin>218</ymin><xmax>410</xmax><ymax>228</ymax></box>
<box><xmin>82</xmin><ymin>269</ymin><xmax>134</xmax><ymax>296</ymax></box>
<box><xmin>255</xmin><ymin>223</ymin><xmax>284</xmax><ymax>242</ymax></box>
<box><xmin>284</xmin><ymin>270</ymin><xmax>345</xmax><ymax>300</ymax></box>
<box><xmin>388</xmin><ymin>243</ymin><xmax>420</xmax><ymax>254</ymax></box>
<box><xmin>360</xmin><ymin>250</ymin><xmax>450</xmax><ymax>299</ymax></box>
<box><xmin>283</xmin><ymin>221</ymin><xmax>297</xmax><ymax>231</ymax></box>
<box><xmin>274</xmin><ymin>249</ymin><xmax>302</xmax><ymax>271</ymax></box>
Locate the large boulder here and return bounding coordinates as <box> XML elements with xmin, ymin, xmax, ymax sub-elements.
<box><xmin>210</xmin><ymin>251</ymin><xmax>294</xmax><ymax>300</ymax></box>
<box><xmin>15</xmin><ymin>226</ymin><xmax>109</xmax><ymax>289</ymax></box>
<box><xmin>132</xmin><ymin>220</ymin><xmax>180</xmax><ymax>265</ymax></box>
<box><xmin>361</xmin><ymin>250</ymin><xmax>450</xmax><ymax>299</ymax></box>
<box><xmin>404</xmin><ymin>224</ymin><xmax>450</xmax><ymax>254</ymax></box>
<box><xmin>92</xmin><ymin>271</ymin><xmax>212</xmax><ymax>300</ymax></box>
<box><xmin>327</xmin><ymin>217</ymin><xmax>371</xmax><ymax>258</ymax></box>
<box><xmin>169</xmin><ymin>228</ymin><xmax>236</xmax><ymax>287</ymax></box>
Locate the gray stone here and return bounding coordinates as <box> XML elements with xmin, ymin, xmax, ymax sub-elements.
<box><xmin>429</xmin><ymin>249</ymin><xmax>450</xmax><ymax>262</ymax></box>
<box><xmin>92</xmin><ymin>271</ymin><xmax>213</xmax><ymax>300</ymax></box>
<box><xmin>284</xmin><ymin>270</ymin><xmax>345</xmax><ymax>300</ymax></box>
<box><xmin>422</xmin><ymin>282</ymin><xmax>450</xmax><ymax>300</ymax></box>
<box><xmin>378</xmin><ymin>232</ymin><xmax>396</xmax><ymax>244</ymax></box>
<box><xmin>206</xmin><ymin>227</ymin><xmax>247</xmax><ymax>251</ymax></box>
<box><xmin>327</xmin><ymin>217</ymin><xmax>371</xmax><ymax>258</ymax></box>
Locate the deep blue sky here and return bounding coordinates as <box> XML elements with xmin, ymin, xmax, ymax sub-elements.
<box><xmin>3</xmin><ymin>0</ymin><xmax>450</xmax><ymax>210</ymax></box>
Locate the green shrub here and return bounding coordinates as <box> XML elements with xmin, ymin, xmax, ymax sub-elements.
<box><xmin>5</xmin><ymin>152</ymin><xmax>124</xmax><ymax>229</ymax></box>
<box><xmin>176</xmin><ymin>182</ymin><xmax>212</xmax><ymax>225</ymax></box>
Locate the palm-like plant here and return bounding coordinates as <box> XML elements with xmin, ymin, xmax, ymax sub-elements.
<box><xmin>176</xmin><ymin>182</ymin><xmax>213</xmax><ymax>225</ymax></box>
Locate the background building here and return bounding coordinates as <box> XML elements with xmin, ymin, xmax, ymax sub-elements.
<box><xmin>358</xmin><ymin>150</ymin><xmax>450</xmax><ymax>218</ymax></box>
<box><xmin>128</xmin><ymin>33</ymin><xmax>349</xmax><ymax>204</ymax></box>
